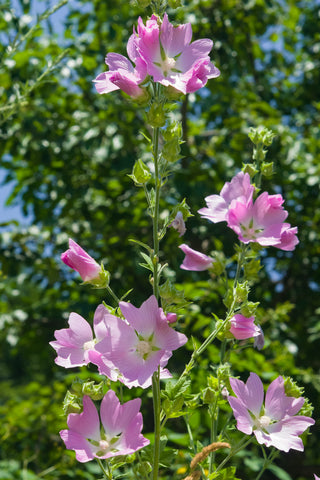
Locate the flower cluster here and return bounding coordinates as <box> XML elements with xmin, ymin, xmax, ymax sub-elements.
<box><xmin>51</xmin><ymin>295</ymin><xmax>187</xmax><ymax>389</ymax></box>
<box><xmin>52</xmin><ymin>242</ymin><xmax>187</xmax><ymax>458</ymax></box>
<box><xmin>199</xmin><ymin>172</ymin><xmax>298</xmax><ymax>251</ymax></box>
<box><xmin>94</xmin><ymin>13</ymin><xmax>220</xmax><ymax>98</ymax></box>
<box><xmin>228</xmin><ymin>373</ymin><xmax>314</xmax><ymax>452</ymax></box>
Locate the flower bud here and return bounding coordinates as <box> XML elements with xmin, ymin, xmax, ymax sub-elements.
<box><xmin>82</xmin><ymin>380</ymin><xmax>105</xmax><ymax>400</ymax></box>
<box><xmin>147</xmin><ymin>102</ymin><xmax>166</xmax><ymax>128</ymax></box>
<box><xmin>248</xmin><ymin>126</ymin><xmax>275</xmax><ymax>146</ymax></box>
<box><xmin>63</xmin><ymin>391</ymin><xmax>82</xmax><ymax>415</ymax></box>
<box><xmin>168</xmin><ymin>0</ymin><xmax>182</xmax><ymax>7</ymax></box>
<box><xmin>129</xmin><ymin>159</ymin><xmax>151</xmax><ymax>185</ymax></box>
<box><xmin>261</xmin><ymin>161</ymin><xmax>274</xmax><ymax>177</ymax></box>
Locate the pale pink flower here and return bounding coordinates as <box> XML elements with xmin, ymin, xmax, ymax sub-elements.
<box><xmin>229</xmin><ymin>314</ymin><xmax>261</xmax><ymax>340</ymax></box>
<box><xmin>61</xmin><ymin>239</ymin><xmax>101</xmax><ymax>282</ymax></box>
<box><xmin>253</xmin><ymin>325</ymin><xmax>265</xmax><ymax>351</ymax></box>
<box><xmin>314</xmin><ymin>475</ymin><xmax>320</xmax><ymax>480</ymax></box>
<box><xmin>198</xmin><ymin>172</ymin><xmax>254</xmax><ymax>224</ymax></box>
<box><xmin>93</xmin><ymin>295</ymin><xmax>187</xmax><ymax>389</ymax></box>
<box><xmin>169</xmin><ymin>211</ymin><xmax>186</xmax><ymax>236</ymax></box>
<box><xmin>60</xmin><ymin>391</ymin><xmax>150</xmax><ymax>462</ymax></box>
<box><xmin>228</xmin><ymin>373</ymin><xmax>315</xmax><ymax>452</ymax></box>
<box><xmin>50</xmin><ymin>305</ymin><xmax>118</xmax><ymax>381</ymax></box>
<box><xmin>94</xmin><ymin>51</ymin><xmax>147</xmax><ymax>98</ymax></box>
<box><xmin>131</xmin><ymin>13</ymin><xmax>220</xmax><ymax>94</ymax></box>
<box><xmin>179</xmin><ymin>244</ymin><xmax>214</xmax><ymax>271</ymax></box>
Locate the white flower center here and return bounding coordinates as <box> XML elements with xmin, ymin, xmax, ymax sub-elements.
<box><xmin>257</xmin><ymin>415</ymin><xmax>271</xmax><ymax>429</ymax></box>
<box><xmin>83</xmin><ymin>340</ymin><xmax>95</xmax><ymax>351</ymax></box>
<box><xmin>160</xmin><ymin>56</ymin><xmax>176</xmax><ymax>75</ymax></box>
<box><xmin>136</xmin><ymin>340</ymin><xmax>152</xmax><ymax>358</ymax></box>
<box><xmin>98</xmin><ymin>439</ymin><xmax>110</xmax><ymax>451</ymax></box>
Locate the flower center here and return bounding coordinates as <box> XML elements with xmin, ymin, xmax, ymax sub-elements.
<box><xmin>98</xmin><ymin>439</ymin><xmax>110</xmax><ymax>451</ymax></box>
<box><xmin>159</xmin><ymin>56</ymin><xmax>177</xmax><ymax>76</ymax></box>
<box><xmin>256</xmin><ymin>415</ymin><xmax>271</xmax><ymax>429</ymax></box>
<box><xmin>83</xmin><ymin>340</ymin><xmax>95</xmax><ymax>351</ymax></box>
<box><xmin>136</xmin><ymin>340</ymin><xmax>152</xmax><ymax>359</ymax></box>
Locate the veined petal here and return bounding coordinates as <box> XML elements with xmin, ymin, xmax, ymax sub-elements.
<box><xmin>60</xmin><ymin>429</ymin><xmax>95</xmax><ymax>463</ymax></box>
<box><xmin>160</xmin><ymin>13</ymin><xmax>192</xmax><ymax>58</ymax></box>
<box><xmin>67</xmin><ymin>396</ymin><xmax>100</xmax><ymax>441</ymax></box>
<box><xmin>230</xmin><ymin>373</ymin><xmax>264</xmax><ymax>417</ymax></box>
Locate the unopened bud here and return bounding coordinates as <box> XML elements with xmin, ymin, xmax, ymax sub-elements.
<box><xmin>147</xmin><ymin>102</ymin><xmax>166</xmax><ymax>128</ymax></box>
<box><xmin>129</xmin><ymin>159</ymin><xmax>151</xmax><ymax>185</ymax></box>
<box><xmin>168</xmin><ymin>0</ymin><xmax>182</xmax><ymax>7</ymax></box>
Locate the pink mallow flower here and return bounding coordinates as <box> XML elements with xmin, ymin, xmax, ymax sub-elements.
<box><xmin>94</xmin><ymin>48</ymin><xmax>147</xmax><ymax>99</ymax></box>
<box><xmin>198</xmin><ymin>172</ymin><xmax>255</xmax><ymax>224</ymax></box>
<box><xmin>227</xmin><ymin>193</ymin><xmax>298</xmax><ymax>249</ymax></box>
<box><xmin>61</xmin><ymin>239</ymin><xmax>101</xmax><ymax>282</ymax></box>
<box><xmin>50</xmin><ymin>305</ymin><xmax>118</xmax><ymax>381</ymax></box>
<box><xmin>179</xmin><ymin>244</ymin><xmax>214</xmax><ymax>271</ymax></box>
<box><xmin>229</xmin><ymin>314</ymin><xmax>261</xmax><ymax>340</ymax></box>
<box><xmin>228</xmin><ymin>373</ymin><xmax>315</xmax><ymax>452</ymax></box>
<box><xmin>199</xmin><ymin>172</ymin><xmax>298</xmax><ymax>251</ymax></box>
<box><xmin>131</xmin><ymin>13</ymin><xmax>220</xmax><ymax>94</ymax></box>
<box><xmin>60</xmin><ymin>391</ymin><xmax>150</xmax><ymax>462</ymax></box>
<box><xmin>92</xmin><ymin>295</ymin><xmax>187</xmax><ymax>389</ymax></box>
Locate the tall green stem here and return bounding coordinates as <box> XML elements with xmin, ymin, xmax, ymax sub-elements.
<box><xmin>150</xmin><ymin>81</ymin><xmax>162</xmax><ymax>479</ymax></box>
<box><xmin>152</xmin><ymin>367</ymin><xmax>161</xmax><ymax>480</ymax></box>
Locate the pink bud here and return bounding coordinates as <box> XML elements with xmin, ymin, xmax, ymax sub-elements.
<box><xmin>61</xmin><ymin>239</ymin><xmax>101</xmax><ymax>282</ymax></box>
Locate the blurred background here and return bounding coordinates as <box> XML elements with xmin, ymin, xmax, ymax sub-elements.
<box><xmin>0</xmin><ymin>0</ymin><xmax>319</xmax><ymax>478</ymax></box>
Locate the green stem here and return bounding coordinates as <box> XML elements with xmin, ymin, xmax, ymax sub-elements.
<box><xmin>215</xmin><ymin>436</ymin><xmax>253</xmax><ymax>473</ymax></box>
<box><xmin>255</xmin><ymin>448</ymin><xmax>278</xmax><ymax>480</ymax></box>
<box><xmin>151</xmin><ymin>367</ymin><xmax>161</xmax><ymax>480</ymax></box>
<box><xmin>152</xmin><ymin>122</ymin><xmax>161</xmax><ymax>300</ymax></box>
<box><xmin>106</xmin><ymin>285</ymin><xmax>120</xmax><ymax>305</ymax></box>
<box><xmin>97</xmin><ymin>458</ymin><xmax>112</xmax><ymax>480</ymax></box>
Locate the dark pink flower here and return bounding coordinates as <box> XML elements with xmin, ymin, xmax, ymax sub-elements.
<box><xmin>60</xmin><ymin>391</ymin><xmax>150</xmax><ymax>462</ymax></box>
<box><xmin>199</xmin><ymin>172</ymin><xmax>299</xmax><ymax>251</ymax></box>
<box><xmin>228</xmin><ymin>373</ymin><xmax>315</xmax><ymax>452</ymax></box>
<box><xmin>229</xmin><ymin>314</ymin><xmax>261</xmax><ymax>340</ymax></box>
<box><xmin>130</xmin><ymin>13</ymin><xmax>220</xmax><ymax>94</ymax></box>
<box><xmin>179</xmin><ymin>244</ymin><xmax>214</xmax><ymax>271</ymax></box>
<box><xmin>61</xmin><ymin>239</ymin><xmax>101</xmax><ymax>282</ymax></box>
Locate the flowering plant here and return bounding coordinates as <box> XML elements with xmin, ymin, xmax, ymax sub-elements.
<box><xmin>50</xmin><ymin>2</ymin><xmax>316</xmax><ymax>480</ymax></box>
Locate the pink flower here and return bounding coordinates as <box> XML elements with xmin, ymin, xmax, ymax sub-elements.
<box><xmin>229</xmin><ymin>314</ymin><xmax>261</xmax><ymax>340</ymax></box>
<box><xmin>94</xmin><ymin>50</ymin><xmax>147</xmax><ymax>99</ymax></box>
<box><xmin>60</xmin><ymin>391</ymin><xmax>150</xmax><ymax>462</ymax></box>
<box><xmin>61</xmin><ymin>239</ymin><xmax>101</xmax><ymax>282</ymax></box>
<box><xmin>314</xmin><ymin>475</ymin><xmax>320</xmax><ymax>480</ymax></box>
<box><xmin>131</xmin><ymin>13</ymin><xmax>220</xmax><ymax>94</ymax></box>
<box><xmin>169</xmin><ymin>211</ymin><xmax>186</xmax><ymax>236</ymax></box>
<box><xmin>198</xmin><ymin>172</ymin><xmax>255</xmax><ymax>224</ymax></box>
<box><xmin>50</xmin><ymin>305</ymin><xmax>117</xmax><ymax>381</ymax></box>
<box><xmin>93</xmin><ymin>295</ymin><xmax>187</xmax><ymax>388</ymax></box>
<box><xmin>199</xmin><ymin>173</ymin><xmax>299</xmax><ymax>251</ymax></box>
<box><xmin>179</xmin><ymin>244</ymin><xmax>214</xmax><ymax>271</ymax></box>
<box><xmin>227</xmin><ymin>193</ymin><xmax>294</xmax><ymax>248</ymax></box>
<box><xmin>228</xmin><ymin>373</ymin><xmax>315</xmax><ymax>452</ymax></box>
